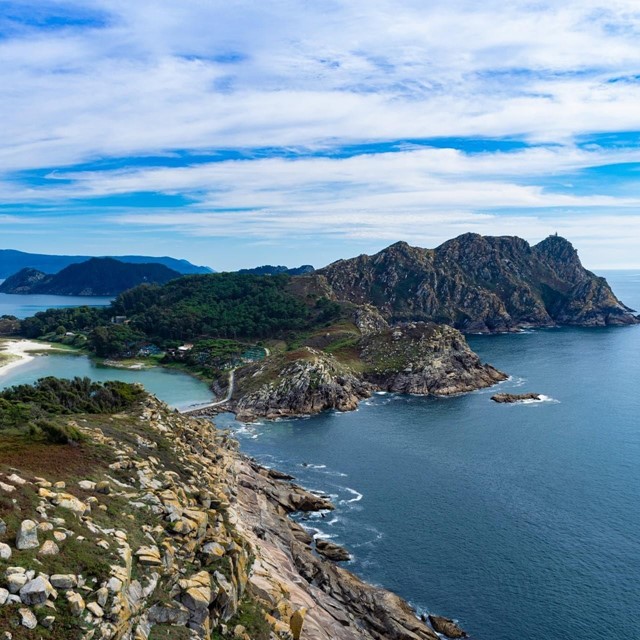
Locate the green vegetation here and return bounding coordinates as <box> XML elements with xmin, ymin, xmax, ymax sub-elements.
<box><xmin>0</xmin><ymin>377</ymin><xmax>145</xmax><ymax>442</ymax></box>
<box><xmin>17</xmin><ymin>272</ymin><xmax>343</xmax><ymax>359</ymax></box>
<box><xmin>211</xmin><ymin>595</ymin><xmax>271</xmax><ymax>640</ymax></box>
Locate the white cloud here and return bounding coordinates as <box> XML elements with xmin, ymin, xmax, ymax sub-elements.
<box><xmin>4</xmin><ymin>1</ymin><xmax>640</xmax><ymax>172</ymax></box>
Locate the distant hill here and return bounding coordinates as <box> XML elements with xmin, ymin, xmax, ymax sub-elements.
<box><xmin>237</xmin><ymin>264</ymin><xmax>314</xmax><ymax>276</ymax></box>
<box><xmin>0</xmin><ymin>258</ymin><xmax>181</xmax><ymax>296</ymax></box>
<box><xmin>0</xmin><ymin>249</ymin><xmax>212</xmax><ymax>278</ymax></box>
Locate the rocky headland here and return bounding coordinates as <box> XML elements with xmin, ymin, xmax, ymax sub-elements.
<box><xmin>0</xmin><ymin>393</ymin><xmax>460</xmax><ymax>640</ymax></box>
<box><xmin>318</xmin><ymin>234</ymin><xmax>639</xmax><ymax>332</ymax></box>
<box><xmin>199</xmin><ymin>321</ymin><xmax>506</xmax><ymax>422</ymax></box>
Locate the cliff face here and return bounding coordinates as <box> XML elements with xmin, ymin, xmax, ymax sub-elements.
<box><xmin>318</xmin><ymin>234</ymin><xmax>638</xmax><ymax>332</ymax></box>
<box><xmin>0</xmin><ymin>396</ymin><xmax>446</xmax><ymax>640</ymax></box>
<box><xmin>231</xmin><ymin>348</ymin><xmax>373</xmax><ymax>422</ymax></box>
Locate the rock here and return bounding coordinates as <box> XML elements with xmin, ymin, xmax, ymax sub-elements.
<box><xmin>7</xmin><ymin>474</ymin><xmax>26</xmax><ymax>486</ymax></box>
<box><xmin>95</xmin><ymin>587</ymin><xmax>109</xmax><ymax>607</ymax></box>
<box><xmin>290</xmin><ymin>607</ymin><xmax>307</xmax><ymax>640</ymax></box>
<box><xmin>428</xmin><ymin>614</ymin><xmax>468</xmax><ymax>638</ymax></box>
<box><xmin>16</xmin><ymin>520</ymin><xmax>39</xmax><ymax>550</ymax></box>
<box><xmin>0</xmin><ymin>543</ymin><xmax>11</xmax><ymax>560</ymax></box>
<box><xmin>0</xmin><ymin>588</ymin><xmax>8</xmax><ymax>605</ymax></box>
<box><xmin>50</xmin><ymin>574</ymin><xmax>77</xmax><ymax>590</ymax></box>
<box><xmin>0</xmin><ymin>519</ymin><xmax>6</xmax><ymax>535</ymax></box>
<box><xmin>19</xmin><ymin>607</ymin><xmax>37</xmax><ymax>629</ymax></box>
<box><xmin>53</xmin><ymin>530</ymin><xmax>67</xmax><ymax>542</ymax></box>
<box><xmin>315</xmin><ymin>539</ymin><xmax>351</xmax><ymax>562</ymax></box>
<box><xmin>95</xmin><ymin>481</ymin><xmax>111</xmax><ymax>494</ymax></box>
<box><xmin>148</xmin><ymin>602</ymin><xmax>190</xmax><ymax>626</ymax></box>
<box><xmin>7</xmin><ymin>573</ymin><xmax>28</xmax><ymax>594</ymax></box>
<box><xmin>41</xmin><ymin>616</ymin><xmax>55</xmax><ymax>629</ymax></box>
<box><xmin>86</xmin><ymin>602</ymin><xmax>104</xmax><ymax>617</ymax></box>
<box><xmin>0</xmin><ymin>482</ymin><xmax>15</xmax><ymax>493</ymax></box>
<box><xmin>78</xmin><ymin>480</ymin><xmax>96</xmax><ymax>490</ymax></box>
<box><xmin>202</xmin><ymin>541</ymin><xmax>225</xmax><ymax>557</ymax></box>
<box><xmin>491</xmin><ymin>392</ymin><xmax>542</xmax><ymax>403</ymax></box>
<box><xmin>55</xmin><ymin>494</ymin><xmax>88</xmax><ymax>515</ymax></box>
<box><xmin>20</xmin><ymin>576</ymin><xmax>56</xmax><ymax>605</ymax></box>
<box><xmin>38</xmin><ymin>540</ymin><xmax>60</xmax><ymax>556</ymax></box>
<box><xmin>67</xmin><ymin>592</ymin><xmax>85</xmax><ymax>616</ymax></box>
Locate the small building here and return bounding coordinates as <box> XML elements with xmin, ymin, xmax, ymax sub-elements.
<box><xmin>111</xmin><ymin>316</ymin><xmax>127</xmax><ymax>325</ymax></box>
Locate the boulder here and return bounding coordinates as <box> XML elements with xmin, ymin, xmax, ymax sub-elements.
<box><xmin>19</xmin><ymin>607</ymin><xmax>38</xmax><ymax>629</ymax></box>
<box><xmin>0</xmin><ymin>588</ymin><xmax>8</xmax><ymax>605</ymax></box>
<box><xmin>50</xmin><ymin>574</ymin><xmax>77</xmax><ymax>590</ymax></box>
<box><xmin>38</xmin><ymin>540</ymin><xmax>60</xmax><ymax>556</ymax></box>
<box><xmin>7</xmin><ymin>573</ymin><xmax>28</xmax><ymax>594</ymax></box>
<box><xmin>67</xmin><ymin>592</ymin><xmax>85</xmax><ymax>616</ymax></box>
<box><xmin>16</xmin><ymin>520</ymin><xmax>39</xmax><ymax>550</ymax></box>
<box><xmin>315</xmin><ymin>539</ymin><xmax>351</xmax><ymax>562</ymax></box>
<box><xmin>428</xmin><ymin>615</ymin><xmax>468</xmax><ymax>638</ymax></box>
<box><xmin>19</xmin><ymin>576</ymin><xmax>56</xmax><ymax>605</ymax></box>
<box><xmin>0</xmin><ymin>543</ymin><xmax>11</xmax><ymax>560</ymax></box>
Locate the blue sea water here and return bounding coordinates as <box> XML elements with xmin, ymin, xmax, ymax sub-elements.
<box><xmin>216</xmin><ymin>270</ymin><xmax>640</xmax><ymax>640</ymax></box>
<box><xmin>0</xmin><ymin>292</ymin><xmax>113</xmax><ymax>319</ymax></box>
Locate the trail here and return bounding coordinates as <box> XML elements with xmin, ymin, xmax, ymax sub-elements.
<box><xmin>181</xmin><ymin>369</ymin><xmax>234</xmax><ymax>414</ymax></box>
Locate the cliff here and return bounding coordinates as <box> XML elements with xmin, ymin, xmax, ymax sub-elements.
<box><xmin>0</xmin><ymin>258</ymin><xmax>181</xmax><ymax>296</ymax></box>
<box><xmin>0</xmin><ymin>393</ymin><xmax>452</xmax><ymax>640</ymax></box>
<box><xmin>318</xmin><ymin>234</ymin><xmax>638</xmax><ymax>331</ymax></box>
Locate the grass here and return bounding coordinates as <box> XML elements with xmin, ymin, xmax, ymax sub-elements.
<box><xmin>148</xmin><ymin>626</ymin><xmax>192</xmax><ymax>640</ymax></box>
<box><xmin>210</xmin><ymin>595</ymin><xmax>271</xmax><ymax>640</ymax></box>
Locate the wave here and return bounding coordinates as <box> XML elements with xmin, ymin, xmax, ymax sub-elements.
<box><xmin>340</xmin><ymin>487</ymin><xmax>363</xmax><ymax>504</ymax></box>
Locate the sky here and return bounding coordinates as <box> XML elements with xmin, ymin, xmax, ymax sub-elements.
<box><xmin>2</xmin><ymin>1</ymin><xmax>640</xmax><ymax>270</ymax></box>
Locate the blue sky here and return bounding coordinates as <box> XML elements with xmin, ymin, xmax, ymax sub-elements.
<box><xmin>3</xmin><ymin>1</ymin><xmax>640</xmax><ymax>270</ymax></box>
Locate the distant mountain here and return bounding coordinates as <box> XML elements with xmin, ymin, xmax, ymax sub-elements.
<box><xmin>0</xmin><ymin>258</ymin><xmax>181</xmax><ymax>296</ymax></box>
<box><xmin>237</xmin><ymin>264</ymin><xmax>314</xmax><ymax>276</ymax></box>
<box><xmin>318</xmin><ymin>234</ymin><xmax>639</xmax><ymax>331</ymax></box>
<box><xmin>0</xmin><ymin>249</ymin><xmax>212</xmax><ymax>278</ymax></box>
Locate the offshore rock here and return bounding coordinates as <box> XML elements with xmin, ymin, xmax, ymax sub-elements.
<box><xmin>491</xmin><ymin>393</ymin><xmax>541</xmax><ymax>403</ymax></box>
<box><xmin>428</xmin><ymin>614</ymin><xmax>469</xmax><ymax>638</ymax></box>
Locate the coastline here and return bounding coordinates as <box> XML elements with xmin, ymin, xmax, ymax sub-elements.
<box><xmin>0</xmin><ymin>338</ymin><xmax>65</xmax><ymax>377</ymax></box>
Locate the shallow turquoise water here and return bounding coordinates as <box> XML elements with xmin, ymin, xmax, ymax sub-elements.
<box><xmin>217</xmin><ymin>270</ymin><xmax>640</xmax><ymax>640</ymax></box>
<box><xmin>0</xmin><ymin>354</ymin><xmax>213</xmax><ymax>411</ymax></box>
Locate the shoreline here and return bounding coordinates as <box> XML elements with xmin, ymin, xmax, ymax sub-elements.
<box><xmin>0</xmin><ymin>338</ymin><xmax>64</xmax><ymax>377</ymax></box>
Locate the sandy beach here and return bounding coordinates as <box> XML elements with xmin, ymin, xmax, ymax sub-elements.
<box><xmin>0</xmin><ymin>339</ymin><xmax>58</xmax><ymax>377</ymax></box>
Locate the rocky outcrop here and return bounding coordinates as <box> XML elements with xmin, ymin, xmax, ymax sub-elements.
<box><xmin>0</xmin><ymin>396</ymin><xmax>454</xmax><ymax>639</ymax></box>
<box><xmin>231</xmin><ymin>348</ymin><xmax>373</xmax><ymax>421</ymax></box>
<box><xmin>428</xmin><ymin>614</ymin><xmax>468</xmax><ymax>638</ymax></box>
<box><xmin>361</xmin><ymin>322</ymin><xmax>507</xmax><ymax>395</ymax></box>
<box><xmin>202</xmin><ymin>323</ymin><xmax>506</xmax><ymax>421</ymax></box>
<box><xmin>318</xmin><ymin>234</ymin><xmax>639</xmax><ymax>331</ymax></box>
<box><xmin>491</xmin><ymin>392</ymin><xmax>541</xmax><ymax>403</ymax></box>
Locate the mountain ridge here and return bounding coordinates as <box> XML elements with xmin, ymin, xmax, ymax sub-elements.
<box><xmin>318</xmin><ymin>233</ymin><xmax>638</xmax><ymax>332</ymax></box>
<box><xmin>0</xmin><ymin>249</ymin><xmax>212</xmax><ymax>278</ymax></box>
<box><xmin>0</xmin><ymin>258</ymin><xmax>181</xmax><ymax>296</ymax></box>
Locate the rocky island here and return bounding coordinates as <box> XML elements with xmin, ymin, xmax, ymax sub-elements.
<box><xmin>0</xmin><ymin>380</ymin><xmax>455</xmax><ymax>639</ymax></box>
